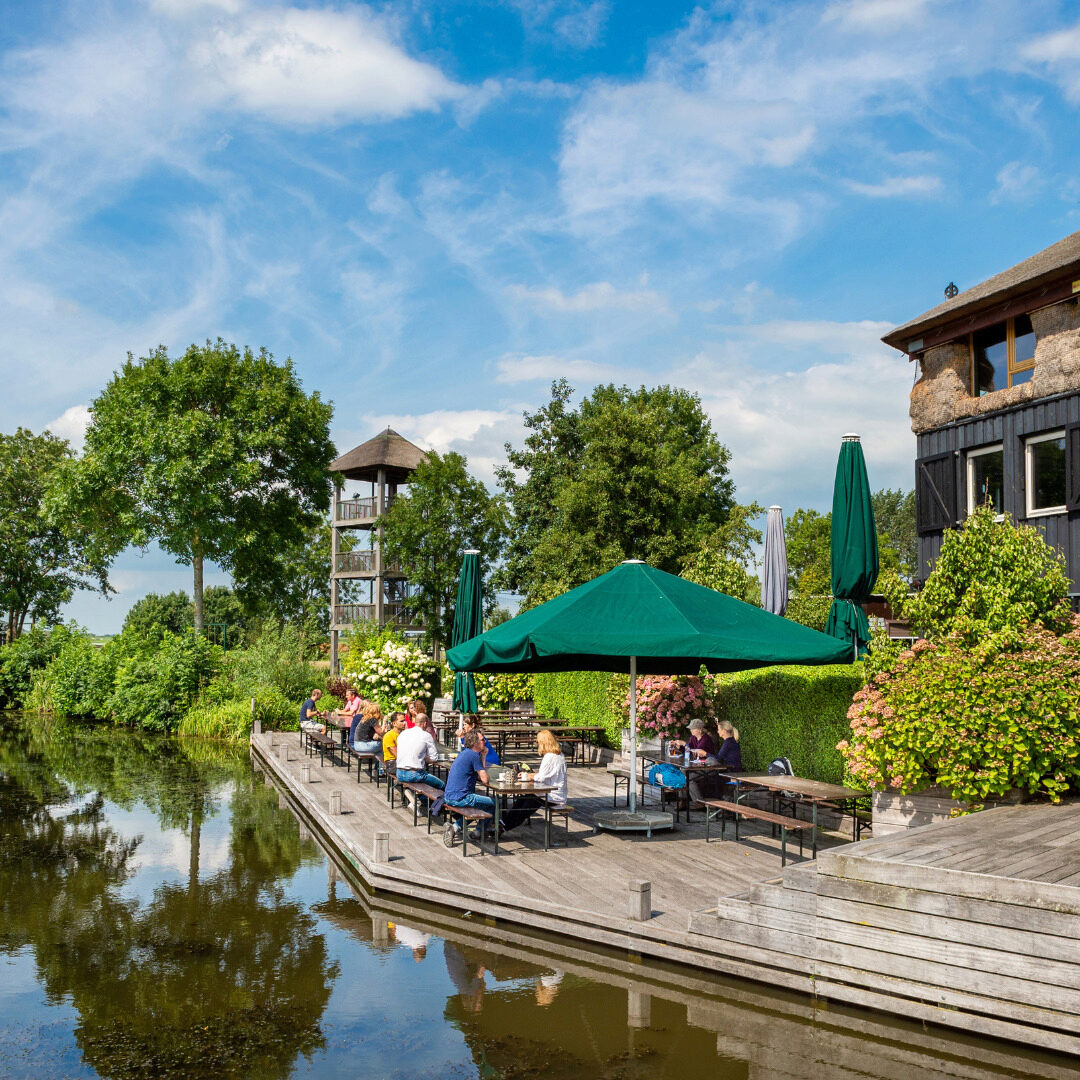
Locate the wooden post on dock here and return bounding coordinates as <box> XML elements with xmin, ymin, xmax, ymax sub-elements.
<box><xmin>329</xmin><ymin>790</ymin><xmax>342</xmax><ymax>815</ymax></box>
<box><xmin>278</xmin><ymin>792</ymin><xmax>287</xmax><ymax>809</ymax></box>
<box><xmin>628</xmin><ymin>990</ymin><xmax>651</xmax><ymax>1028</ymax></box>
<box><xmin>374</xmin><ymin>831</ymin><xmax>390</xmax><ymax>864</ymax></box>
<box><xmin>629</xmin><ymin>880</ymin><xmax>652</xmax><ymax>921</ymax></box>
<box><xmin>302</xmin><ymin>763</ymin><xmax>312</xmax><ymax>784</ymax></box>
<box><xmin>251</xmin><ymin>697</ymin><xmax>260</xmax><ymax>735</ymax></box>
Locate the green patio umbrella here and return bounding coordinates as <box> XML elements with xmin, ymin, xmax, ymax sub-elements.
<box><xmin>825</xmin><ymin>434</ymin><xmax>879</xmax><ymax>660</ymax></box>
<box><xmin>447</xmin><ymin>560</ymin><xmax>851</xmax><ymax>814</ymax></box>
<box><xmin>450</xmin><ymin>550</ymin><xmax>482</xmax><ymax>713</ymax></box>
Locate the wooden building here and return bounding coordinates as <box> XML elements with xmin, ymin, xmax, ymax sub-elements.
<box><xmin>328</xmin><ymin>428</ymin><xmax>427</xmax><ymax>672</ymax></box>
<box><xmin>883</xmin><ymin>231</ymin><xmax>1080</xmax><ymax>603</ymax></box>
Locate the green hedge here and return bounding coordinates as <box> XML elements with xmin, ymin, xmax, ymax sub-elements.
<box><xmin>533</xmin><ymin>671</ymin><xmax>627</xmax><ymax>748</ymax></box>
<box><xmin>711</xmin><ymin>664</ymin><xmax>863</xmax><ymax>784</ymax></box>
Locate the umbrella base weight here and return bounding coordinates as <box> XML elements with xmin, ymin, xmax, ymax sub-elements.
<box><xmin>593</xmin><ymin>810</ymin><xmax>675</xmax><ymax>838</ymax></box>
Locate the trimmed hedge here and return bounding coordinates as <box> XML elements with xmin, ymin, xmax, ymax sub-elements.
<box><xmin>711</xmin><ymin>664</ymin><xmax>863</xmax><ymax>784</ymax></box>
<box><xmin>533</xmin><ymin>671</ymin><xmax>627</xmax><ymax>748</ymax></box>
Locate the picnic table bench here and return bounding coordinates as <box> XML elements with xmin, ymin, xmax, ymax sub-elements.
<box><xmin>701</xmin><ymin>798</ymin><xmax>815</xmax><ymax>866</ymax></box>
<box><xmin>442</xmin><ymin>804</ymin><xmax>493</xmax><ymax>856</ymax></box>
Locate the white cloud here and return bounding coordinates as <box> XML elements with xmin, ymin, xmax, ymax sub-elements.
<box><xmin>844</xmin><ymin>174</ymin><xmax>942</xmax><ymax>198</ymax></box>
<box><xmin>990</xmin><ymin>161</ymin><xmax>1043</xmax><ymax>203</ymax></box>
<box><xmin>507</xmin><ymin>280</ymin><xmax>669</xmax><ymax>314</ymax></box>
<box><xmin>44</xmin><ymin>404</ymin><xmax>91</xmax><ymax>452</ymax></box>
<box><xmin>823</xmin><ymin>0</ymin><xmax>929</xmax><ymax>30</ymax></box>
<box><xmin>1023</xmin><ymin>23</ymin><xmax>1080</xmax><ymax>101</ymax></box>
<box><xmin>493</xmin><ymin>353</ymin><xmax>627</xmax><ymax>384</ymax></box>
<box><xmin>554</xmin><ymin>1</ymin><xmax>611</xmax><ymax>49</ymax></box>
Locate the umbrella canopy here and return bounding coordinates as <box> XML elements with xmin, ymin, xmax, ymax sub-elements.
<box><xmin>825</xmin><ymin>434</ymin><xmax>879</xmax><ymax>659</ymax></box>
<box><xmin>447</xmin><ymin>559</ymin><xmax>850</xmax><ymax>676</ymax></box>
<box><xmin>447</xmin><ymin>560</ymin><xmax>851</xmax><ymax>815</ymax></box>
<box><xmin>760</xmin><ymin>505</ymin><xmax>788</xmax><ymax>616</ymax></box>
<box><xmin>450</xmin><ymin>550</ymin><xmax>482</xmax><ymax>713</ymax></box>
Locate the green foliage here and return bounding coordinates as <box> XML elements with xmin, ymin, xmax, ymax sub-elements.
<box><xmin>381</xmin><ymin>450</ymin><xmax>507</xmax><ymax>647</ymax></box>
<box><xmin>710</xmin><ymin>665</ymin><xmax>864</xmax><ymax>784</ymax></box>
<box><xmin>473</xmin><ymin>671</ymin><xmax>534</xmax><ymax>711</ymax></box>
<box><xmin>110</xmin><ymin>631</ymin><xmax>223</xmax><ymax>733</ymax></box>
<box><xmin>899</xmin><ymin>504</ymin><xmax>1071</xmax><ymax>646</ymax></box>
<box><xmin>533</xmin><ymin>670</ymin><xmax>627</xmax><ymax>748</ymax></box>
<box><xmin>681</xmin><ymin>502</ymin><xmax>763</xmax><ymax>604</ymax></box>
<box><xmin>204</xmin><ymin>621</ymin><xmax>322</xmax><ymax>707</ymax></box>
<box><xmin>784</xmin><ymin>593</ymin><xmax>832</xmax><ymax>632</ymax></box>
<box><xmin>177</xmin><ymin>699</ymin><xmax>254</xmax><ymax>741</ymax></box>
<box><xmin>785</xmin><ymin>507</ymin><xmax>832</xmax><ymax>595</ymax></box>
<box><xmin>872</xmin><ymin>488</ymin><xmax>917</xmax><ymax>581</ymax></box>
<box><xmin>840</xmin><ymin>625</ymin><xmax>1080</xmax><ymax>806</ymax></box>
<box><xmin>0</xmin><ymin>427</ymin><xmax>111</xmax><ymax>640</ymax></box>
<box><xmin>40</xmin><ymin>632</ymin><xmax>117</xmax><ymax>718</ymax></box>
<box><xmin>498</xmin><ymin>380</ymin><xmax>735</xmax><ymax>604</ymax></box>
<box><xmin>123</xmin><ymin>591</ymin><xmax>192</xmax><ymax>637</ymax></box>
<box><xmin>53</xmin><ymin>339</ymin><xmax>334</xmax><ymax>630</ymax></box>
<box><xmin>0</xmin><ymin>624</ymin><xmax>71</xmax><ymax>707</ymax></box>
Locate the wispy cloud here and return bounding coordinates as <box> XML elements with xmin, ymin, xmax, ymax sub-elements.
<box><xmin>493</xmin><ymin>353</ymin><xmax>628</xmax><ymax>384</ymax></box>
<box><xmin>1023</xmin><ymin>23</ymin><xmax>1080</xmax><ymax>101</ymax></box>
<box><xmin>507</xmin><ymin>280</ymin><xmax>669</xmax><ymax>314</ymax></box>
<box><xmin>844</xmin><ymin>174</ymin><xmax>942</xmax><ymax>198</ymax></box>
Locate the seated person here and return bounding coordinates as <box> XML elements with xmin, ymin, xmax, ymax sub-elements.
<box><xmin>669</xmin><ymin>718</ymin><xmax>718</xmax><ymax>762</ymax></box>
<box><xmin>349</xmin><ymin>700</ymin><xmax>385</xmax><ymax>761</ymax></box>
<box><xmin>337</xmin><ymin>687</ymin><xmax>364</xmax><ymax>723</ymax></box>
<box><xmin>408</xmin><ymin>699</ymin><xmax>438</xmax><ymax>739</ymax></box>
<box><xmin>395</xmin><ymin>716</ymin><xmax>446</xmax><ymax>807</ymax></box>
<box><xmin>299</xmin><ymin>689</ymin><xmax>327</xmax><ymax>735</ymax></box>
<box><xmin>671</xmin><ymin>718</ymin><xmax>721</xmax><ymax>804</ymax></box>
<box><xmin>382</xmin><ymin>712</ymin><xmax>408</xmax><ymax>772</ymax></box>
<box><xmin>458</xmin><ymin>714</ymin><xmax>500</xmax><ymax>767</ymax></box>
<box><xmin>443</xmin><ymin>730</ymin><xmax>495</xmax><ymax>840</ymax></box>
<box><xmin>501</xmin><ymin>729</ymin><xmax>567</xmax><ymax>833</ymax></box>
<box><xmin>715</xmin><ymin>720</ymin><xmax>742</xmax><ymax>770</ymax></box>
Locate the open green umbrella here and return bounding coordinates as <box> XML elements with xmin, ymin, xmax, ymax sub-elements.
<box><xmin>825</xmin><ymin>434</ymin><xmax>879</xmax><ymax>660</ymax></box>
<box><xmin>447</xmin><ymin>560</ymin><xmax>851</xmax><ymax>815</ymax></box>
<box><xmin>450</xmin><ymin>550</ymin><xmax>482</xmax><ymax>713</ymax></box>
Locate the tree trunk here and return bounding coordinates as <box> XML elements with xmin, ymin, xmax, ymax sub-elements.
<box><xmin>193</xmin><ymin>547</ymin><xmax>204</xmax><ymax>632</ymax></box>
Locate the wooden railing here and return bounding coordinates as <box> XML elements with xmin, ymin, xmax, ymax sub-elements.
<box><xmin>333</xmin><ymin>603</ymin><xmax>418</xmax><ymax>628</ymax></box>
<box><xmin>333</xmin><ymin>551</ymin><xmax>404</xmax><ymax>575</ymax></box>
<box><xmin>334</xmin><ymin>493</ymin><xmax>396</xmax><ymax>521</ymax></box>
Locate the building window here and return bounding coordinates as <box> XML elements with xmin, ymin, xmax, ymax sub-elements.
<box><xmin>1025</xmin><ymin>431</ymin><xmax>1067</xmax><ymax>517</ymax></box>
<box><xmin>967</xmin><ymin>445</ymin><xmax>1004</xmax><ymax>516</ymax></box>
<box><xmin>971</xmin><ymin>314</ymin><xmax>1036</xmax><ymax>395</ymax></box>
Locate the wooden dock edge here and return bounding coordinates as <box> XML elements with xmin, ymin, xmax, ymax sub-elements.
<box><xmin>251</xmin><ymin>738</ymin><xmax>1080</xmax><ymax>1058</ymax></box>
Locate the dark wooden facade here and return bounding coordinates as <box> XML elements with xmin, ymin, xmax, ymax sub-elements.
<box><xmin>915</xmin><ymin>390</ymin><xmax>1080</xmax><ymax>599</ymax></box>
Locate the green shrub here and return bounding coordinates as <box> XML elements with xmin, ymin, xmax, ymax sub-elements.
<box><xmin>474</xmin><ymin>671</ymin><xmax>534</xmax><ymax>711</ymax></box>
<box><xmin>178</xmin><ymin>699</ymin><xmax>254</xmax><ymax>741</ymax></box>
<box><xmin>709</xmin><ymin>664</ymin><xmax>864</xmax><ymax>784</ymax></box>
<box><xmin>212</xmin><ymin>622</ymin><xmax>322</xmax><ymax>703</ymax></box>
<box><xmin>43</xmin><ymin>633</ymin><xmax>117</xmax><ymax>717</ymax></box>
<box><xmin>784</xmin><ymin>594</ymin><xmax>832</xmax><ymax>632</ymax></box>
<box><xmin>840</xmin><ymin>624</ymin><xmax>1080</xmax><ymax>807</ymax></box>
<box><xmin>0</xmin><ymin>625</ymin><xmax>72</xmax><ymax>707</ymax></box>
<box><xmin>110</xmin><ymin>631</ymin><xmax>222</xmax><ymax>733</ymax></box>
<box><xmin>533</xmin><ymin>671</ymin><xmax>626</xmax><ymax>747</ymax></box>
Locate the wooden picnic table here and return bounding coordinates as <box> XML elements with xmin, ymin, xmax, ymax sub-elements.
<box><xmin>724</xmin><ymin>774</ymin><xmax>869</xmax><ymax>853</ymax></box>
<box><xmin>637</xmin><ymin>751</ymin><xmax>734</xmax><ymax>823</ymax></box>
<box><xmin>481</xmin><ymin>776</ymin><xmax>556</xmax><ymax>852</ymax></box>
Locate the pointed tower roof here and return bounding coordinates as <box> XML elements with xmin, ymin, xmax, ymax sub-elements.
<box><xmin>329</xmin><ymin>427</ymin><xmax>427</xmax><ymax>482</ymax></box>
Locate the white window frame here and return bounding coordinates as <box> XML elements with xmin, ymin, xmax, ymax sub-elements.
<box><xmin>966</xmin><ymin>444</ymin><xmax>1004</xmax><ymax>519</ymax></box>
<box><xmin>1025</xmin><ymin>430</ymin><xmax>1067</xmax><ymax>518</ymax></box>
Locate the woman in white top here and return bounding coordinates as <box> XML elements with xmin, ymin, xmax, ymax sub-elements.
<box><xmin>500</xmin><ymin>729</ymin><xmax>567</xmax><ymax>833</ymax></box>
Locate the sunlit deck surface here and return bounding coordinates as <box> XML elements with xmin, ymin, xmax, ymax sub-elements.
<box><xmin>252</xmin><ymin>730</ymin><xmax>1080</xmax><ymax>1056</ymax></box>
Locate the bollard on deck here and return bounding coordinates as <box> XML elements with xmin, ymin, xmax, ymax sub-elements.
<box><xmin>301</xmin><ymin>763</ymin><xmax>312</xmax><ymax>784</ymax></box>
<box><xmin>629</xmin><ymin>879</ymin><xmax>652</xmax><ymax>921</ymax></box>
<box><xmin>374</xmin><ymin>831</ymin><xmax>390</xmax><ymax>864</ymax></box>
<box><xmin>329</xmin><ymin>790</ymin><xmax>342</xmax><ymax>815</ymax></box>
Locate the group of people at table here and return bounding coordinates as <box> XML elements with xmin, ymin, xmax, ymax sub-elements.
<box><xmin>298</xmin><ymin>687</ymin><xmax>568</xmax><ymax>843</ymax></box>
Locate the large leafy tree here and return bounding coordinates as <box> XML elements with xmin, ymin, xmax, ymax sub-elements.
<box><xmin>498</xmin><ymin>381</ymin><xmax>734</xmax><ymax>604</ymax></box>
<box><xmin>0</xmin><ymin>428</ymin><xmax>111</xmax><ymax>643</ymax></box>
<box><xmin>381</xmin><ymin>450</ymin><xmax>507</xmax><ymax>649</ymax></box>
<box><xmin>784</xmin><ymin>507</ymin><xmax>832</xmax><ymax>596</ymax></box>
<box><xmin>872</xmin><ymin>487</ymin><xmax>917</xmax><ymax>581</ymax></box>
<box><xmin>122</xmin><ymin>591</ymin><xmax>193</xmax><ymax>638</ymax></box>
<box><xmin>681</xmin><ymin>502</ymin><xmax>763</xmax><ymax>605</ymax></box>
<box><xmin>54</xmin><ymin>341</ymin><xmax>335</xmax><ymax>631</ymax></box>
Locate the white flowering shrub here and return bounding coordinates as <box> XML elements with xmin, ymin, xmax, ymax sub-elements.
<box><xmin>346</xmin><ymin>639</ymin><xmax>438</xmax><ymax>711</ymax></box>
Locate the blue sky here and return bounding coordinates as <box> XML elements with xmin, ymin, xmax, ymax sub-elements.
<box><xmin>4</xmin><ymin>0</ymin><xmax>1080</xmax><ymax>632</ymax></box>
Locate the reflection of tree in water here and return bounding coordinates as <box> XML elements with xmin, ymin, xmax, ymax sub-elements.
<box><xmin>0</xmin><ymin>716</ymin><xmax>337</xmax><ymax>1080</ymax></box>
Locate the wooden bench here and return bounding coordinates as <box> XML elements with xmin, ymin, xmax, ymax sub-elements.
<box><xmin>351</xmin><ymin>751</ymin><xmax>382</xmax><ymax>785</ymax></box>
<box><xmin>305</xmin><ymin>731</ymin><xmax>338</xmax><ymax>767</ymax></box>
<box><xmin>400</xmin><ymin>781</ymin><xmax>445</xmax><ymax>831</ymax></box>
<box><xmin>542</xmin><ymin>804</ymin><xmax>574</xmax><ymax>850</ymax></box>
<box><xmin>702</xmin><ymin>799</ymin><xmax>815</xmax><ymax>867</ymax></box>
<box><xmin>442</xmin><ymin>804</ymin><xmax>493</xmax><ymax>856</ymax></box>
<box><xmin>607</xmin><ymin>766</ymin><xmax>654</xmax><ymax>807</ymax></box>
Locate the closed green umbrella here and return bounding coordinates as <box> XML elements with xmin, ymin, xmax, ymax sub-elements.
<box><xmin>450</xmin><ymin>550</ymin><xmax>482</xmax><ymax>713</ymax></box>
<box><xmin>825</xmin><ymin>434</ymin><xmax>879</xmax><ymax>660</ymax></box>
<box><xmin>447</xmin><ymin>559</ymin><xmax>851</xmax><ymax>814</ymax></box>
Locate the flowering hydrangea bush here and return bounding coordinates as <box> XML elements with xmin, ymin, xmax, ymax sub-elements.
<box><xmin>622</xmin><ymin>675</ymin><xmax>715</xmax><ymax>741</ymax></box>
<box><xmin>838</xmin><ymin>622</ymin><xmax>1080</xmax><ymax>808</ymax></box>
<box><xmin>346</xmin><ymin>639</ymin><xmax>438</xmax><ymax>712</ymax></box>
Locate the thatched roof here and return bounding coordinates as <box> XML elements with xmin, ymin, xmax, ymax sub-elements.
<box><xmin>330</xmin><ymin>427</ymin><xmax>427</xmax><ymax>482</ymax></box>
<box><xmin>883</xmin><ymin>229</ymin><xmax>1080</xmax><ymax>351</ymax></box>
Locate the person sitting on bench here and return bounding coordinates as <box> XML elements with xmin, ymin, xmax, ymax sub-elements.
<box><xmin>350</xmin><ymin>701</ymin><xmax>385</xmax><ymax>766</ymax></box>
<box><xmin>395</xmin><ymin>715</ymin><xmax>445</xmax><ymax>808</ymax></box>
<box><xmin>444</xmin><ymin>730</ymin><xmax>495</xmax><ymax>841</ymax></box>
<box><xmin>501</xmin><ymin>729</ymin><xmax>566</xmax><ymax>833</ymax></box>
<box><xmin>458</xmin><ymin>714</ymin><xmax>500</xmax><ymax>767</ymax></box>
<box><xmin>382</xmin><ymin>712</ymin><xmax>407</xmax><ymax>765</ymax></box>
<box><xmin>299</xmin><ymin>689</ymin><xmax>327</xmax><ymax>735</ymax></box>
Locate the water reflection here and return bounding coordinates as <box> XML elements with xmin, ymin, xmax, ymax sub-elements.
<box><xmin>0</xmin><ymin>716</ymin><xmax>336</xmax><ymax>1079</ymax></box>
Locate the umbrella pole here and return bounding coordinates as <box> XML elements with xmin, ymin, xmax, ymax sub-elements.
<box><xmin>629</xmin><ymin>656</ymin><xmax>638</xmax><ymax>814</ymax></box>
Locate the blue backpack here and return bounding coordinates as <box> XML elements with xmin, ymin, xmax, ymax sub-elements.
<box><xmin>648</xmin><ymin>763</ymin><xmax>687</xmax><ymax>789</ymax></box>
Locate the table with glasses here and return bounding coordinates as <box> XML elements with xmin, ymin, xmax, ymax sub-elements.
<box><xmin>637</xmin><ymin>751</ymin><xmax>736</xmax><ymax>823</ymax></box>
<box><xmin>481</xmin><ymin>776</ymin><xmax>556</xmax><ymax>852</ymax></box>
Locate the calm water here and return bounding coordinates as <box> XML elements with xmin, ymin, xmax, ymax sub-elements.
<box><xmin>0</xmin><ymin>714</ymin><xmax>1071</xmax><ymax>1080</ymax></box>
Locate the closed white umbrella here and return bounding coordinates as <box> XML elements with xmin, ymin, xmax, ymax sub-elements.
<box><xmin>760</xmin><ymin>505</ymin><xmax>788</xmax><ymax>616</ymax></box>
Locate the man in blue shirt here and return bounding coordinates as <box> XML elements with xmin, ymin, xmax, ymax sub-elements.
<box><xmin>299</xmin><ymin>689</ymin><xmax>326</xmax><ymax>734</ymax></box>
<box><xmin>444</xmin><ymin>731</ymin><xmax>495</xmax><ymax>843</ymax></box>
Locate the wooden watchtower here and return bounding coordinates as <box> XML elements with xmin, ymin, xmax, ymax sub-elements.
<box><xmin>328</xmin><ymin>428</ymin><xmax>427</xmax><ymax>673</ymax></box>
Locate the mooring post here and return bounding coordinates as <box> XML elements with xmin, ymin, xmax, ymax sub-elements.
<box><xmin>629</xmin><ymin>880</ymin><xmax>652</xmax><ymax>921</ymax></box>
<box><xmin>628</xmin><ymin>990</ymin><xmax>651</xmax><ymax>1028</ymax></box>
<box><xmin>251</xmin><ymin>697</ymin><xmax>260</xmax><ymax>735</ymax></box>
<box><xmin>302</xmin><ymin>763</ymin><xmax>312</xmax><ymax>784</ymax></box>
<box><xmin>278</xmin><ymin>792</ymin><xmax>287</xmax><ymax>809</ymax></box>
<box><xmin>329</xmin><ymin>790</ymin><xmax>342</xmax><ymax>815</ymax></box>
<box><xmin>374</xmin><ymin>831</ymin><xmax>390</xmax><ymax>864</ymax></box>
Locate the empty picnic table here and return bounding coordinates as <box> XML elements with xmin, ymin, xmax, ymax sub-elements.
<box><xmin>724</xmin><ymin>774</ymin><xmax>869</xmax><ymax>853</ymax></box>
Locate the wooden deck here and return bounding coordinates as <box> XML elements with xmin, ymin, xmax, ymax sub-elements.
<box><xmin>251</xmin><ymin>731</ymin><xmax>1080</xmax><ymax>1057</ymax></box>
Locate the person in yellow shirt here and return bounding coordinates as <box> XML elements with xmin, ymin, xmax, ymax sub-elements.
<box><xmin>382</xmin><ymin>712</ymin><xmax>408</xmax><ymax>765</ymax></box>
